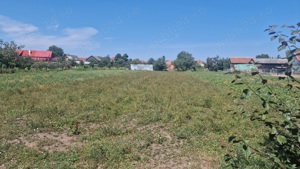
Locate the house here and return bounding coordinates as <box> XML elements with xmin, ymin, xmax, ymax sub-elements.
<box><xmin>16</xmin><ymin>50</ymin><xmax>53</xmax><ymax>61</ymax></box>
<box><xmin>65</xmin><ymin>54</ymin><xmax>79</xmax><ymax>61</ymax></box>
<box><xmin>166</xmin><ymin>60</ymin><xmax>174</xmax><ymax>71</ymax></box>
<box><xmin>229</xmin><ymin>57</ymin><xmax>255</xmax><ymax>72</ymax></box>
<box><xmin>86</xmin><ymin>55</ymin><xmax>101</xmax><ymax>63</ymax></box>
<box><xmin>253</xmin><ymin>58</ymin><xmax>288</xmax><ymax>74</ymax></box>
<box><xmin>195</xmin><ymin>60</ymin><xmax>205</xmax><ymax>67</ymax></box>
<box><xmin>130</xmin><ymin>64</ymin><xmax>153</xmax><ymax>71</ymax></box>
<box><xmin>76</xmin><ymin>57</ymin><xmax>90</xmax><ymax>65</ymax></box>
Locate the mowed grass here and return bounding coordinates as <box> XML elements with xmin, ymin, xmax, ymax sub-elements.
<box><xmin>0</xmin><ymin>70</ymin><xmax>266</xmax><ymax>168</ymax></box>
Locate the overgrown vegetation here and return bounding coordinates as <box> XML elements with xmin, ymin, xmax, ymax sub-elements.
<box><xmin>173</xmin><ymin>51</ymin><xmax>196</xmax><ymax>71</ymax></box>
<box><xmin>206</xmin><ymin>56</ymin><xmax>230</xmax><ymax>71</ymax></box>
<box><xmin>0</xmin><ymin>70</ymin><xmax>264</xmax><ymax>168</ymax></box>
<box><xmin>224</xmin><ymin>22</ymin><xmax>300</xmax><ymax>169</ymax></box>
<box><xmin>0</xmin><ymin>40</ymin><xmax>33</xmax><ymax>72</ymax></box>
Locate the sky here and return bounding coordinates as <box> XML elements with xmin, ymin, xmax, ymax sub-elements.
<box><xmin>0</xmin><ymin>0</ymin><xmax>299</xmax><ymax>61</ymax></box>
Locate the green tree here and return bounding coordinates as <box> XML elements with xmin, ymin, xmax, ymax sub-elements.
<box><xmin>174</xmin><ymin>51</ymin><xmax>195</xmax><ymax>71</ymax></box>
<box><xmin>79</xmin><ymin>60</ymin><xmax>84</xmax><ymax>66</ymax></box>
<box><xmin>15</xmin><ymin>56</ymin><xmax>34</xmax><ymax>69</ymax></box>
<box><xmin>131</xmin><ymin>58</ymin><xmax>144</xmax><ymax>64</ymax></box>
<box><xmin>148</xmin><ymin>58</ymin><xmax>155</xmax><ymax>64</ymax></box>
<box><xmin>0</xmin><ymin>40</ymin><xmax>24</xmax><ymax>68</ymax></box>
<box><xmin>97</xmin><ymin>56</ymin><xmax>111</xmax><ymax>67</ymax></box>
<box><xmin>206</xmin><ymin>56</ymin><xmax>230</xmax><ymax>71</ymax></box>
<box><xmin>48</xmin><ymin>45</ymin><xmax>64</xmax><ymax>62</ymax></box>
<box><xmin>223</xmin><ymin>58</ymin><xmax>230</xmax><ymax>70</ymax></box>
<box><xmin>206</xmin><ymin>57</ymin><xmax>217</xmax><ymax>71</ymax></box>
<box><xmin>153</xmin><ymin>56</ymin><xmax>166</xmax><ymax>71</ymax></box>
<box><xmin>256</xmin><ymin>54</ymin><xmax>270</xmax><ymax>58</ymax></box>
<box><xmin>113</xmin><ymin>53</ymin><xmax>130</xmax><ymax>68</ymax></box>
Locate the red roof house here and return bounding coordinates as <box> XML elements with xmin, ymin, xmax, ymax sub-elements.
<box><xmin>196</xmin><ymin>60</ymin><xmax>205</xmax><ymax>67</ymax></box>
<box><xmin>229</xmin><ymin>57</ymin><xmax>255</xmax><ymax>72</ymax></box>
<box><xmin>229</xmin><ymin>57</ymin><xmax>253</xmax><ymax>64</ymax></box>
<box><xmin>16</xmin><ymin>50</ymin><xmax>53</xmax><ymax>61</ymax></box>
<box><xmin>78</xmin><ymin>57</ymin><xmax>86</xmax><ymax>61</ymax></box>
<box><xmin>166</xmin><ymin>60</ymin><xmax>174</xmax><ymax>71</ymax></box>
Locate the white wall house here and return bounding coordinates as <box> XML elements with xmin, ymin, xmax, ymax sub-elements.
<box><xmin>130</xmin><ymin>64</ymin><xmax>153</xmax><ymax>71</ymax></box>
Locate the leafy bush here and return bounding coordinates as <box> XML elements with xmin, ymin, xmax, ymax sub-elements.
<box><xmin>224</xmin><ymin>22</ymin><xmax>300</xmax><ymax>169</ymax></box>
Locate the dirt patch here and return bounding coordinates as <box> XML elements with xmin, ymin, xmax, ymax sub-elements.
<box><xmin>136</xmin><ymin>124</ymin><xmax>217</xmax><ymax>169</ymax></box>
<box><xmin>9</xmin><ymin>131</ymin><xmax>84</xmax><ymax>152</ymax></box>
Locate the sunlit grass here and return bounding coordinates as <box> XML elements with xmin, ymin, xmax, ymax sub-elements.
<box><xmin>0</xmin><ymin>70</ymin><xmax>269</xmax><ymax>168</ymax></box>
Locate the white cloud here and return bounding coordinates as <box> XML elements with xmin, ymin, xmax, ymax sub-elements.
<box><xmin>0</xmin><ymin>15</ymin><xmax>38</xmax><ymax>35</ymax></box>
<box><xmin>0</xmin><ymin>15</ymin><xmax>100</xmax><ymax>55</ymax></box>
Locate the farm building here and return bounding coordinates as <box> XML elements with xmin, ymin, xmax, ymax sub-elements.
<box><xmin>16</xmin><ymin>50</ymin><xmax>53</xmax><ymax>61</ymax></box>
<box><xmin>130</xmin><ymin>64</ymin><xmax>153</xmax><ymax>71</ymax></box>
<box><xmin>229</xmin><ymin>57</ymin><xmax>254</xmax><ymax>72</ymax></box>
<box><xmin>234</xmin><ymin>64</ymin><xmax>257</xmax><ymax>72</ymax></box>
<box><xmin>253</xmin><ymin>58</ymin><xmax>288</xmax><ymax>74</ymax></box>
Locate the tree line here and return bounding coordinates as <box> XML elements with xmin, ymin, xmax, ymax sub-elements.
<box><xmin>1</xmin><ymin>38</ymin><xmax>234</xmax><ymax>73</ymax></box>
<box><xmin>206</xmin><ymin>56</ymin><xmax>230</xmax><ymax>71</ymax></box>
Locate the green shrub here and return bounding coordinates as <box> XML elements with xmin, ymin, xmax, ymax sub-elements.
<box><xmin>224</xmin><ymin>22</ymin><xmax>300</xmax><ymax>169</ymax></box>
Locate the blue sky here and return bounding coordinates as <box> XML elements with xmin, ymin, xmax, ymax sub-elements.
<box><xmin>0</xmin><ymin>0</ymin><xmax>299</xmax><ymax>61</ymax></box>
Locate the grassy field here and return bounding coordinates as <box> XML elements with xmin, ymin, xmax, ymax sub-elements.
<box><xmin>0</xmin><ymin>70</ymin><xmax>275</xmax><ymax>168</ymax></box>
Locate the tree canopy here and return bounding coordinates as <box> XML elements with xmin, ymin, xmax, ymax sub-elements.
<box><xmin>113</xmin><ymin>53</ymin><xmax>130</xmax><ymax>68</ymax></box>
<box><xmin>206</xmin><ymin>56</ymin><xmax>230</xmax><ymax>71</ymax></box>
<box><xmin>0</xmin><ymin>40</ymin><xmax>32</xmax><ymax>69</ymax></box>
<box><xmin>48</xmin><ymin>45</ymin><xmax>65</xmax><ymax>62</ymax></box>
<box><xmin>256</xmin><ymin>53</ymin><xmax>270</xmax><ymax>58</ymax></box>
<box><xmin>153</xmin><ymin>56</ymin><xmax>166</xmax><ymax>71</ymax></box>
<box><xmin>174</xmin><ymin>51</ymin><xmax>195</xmax><ymax>71</ymax></box>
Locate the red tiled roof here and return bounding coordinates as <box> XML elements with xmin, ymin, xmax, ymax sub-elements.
<box><xmin>16</xmin><ymin>50</ymin><xmax>52</xmax><ymax>58</ymax></box>
<box><xmin>230</xmin><ymin>57</ymin><xmax>253</xmax><ymax>64</ymax></box>
<box><xmin>166</xmin><ymin>61</ymin><xmax>173</xmax><ymax>66</ymax></box>
<box><xmin>78</xmin><ymin>57</ymin><xmax>86</xmax><ymax>61</ymax></box>
<box><xmin>15</xmin><ymin>50</ymin><xmax>23</xmax><ymax>55</ymax></box>
<box><xmin>196</xmin><ymin>60</ymin><xmax>204</xmax><ymax>65</ymax></box>
<box><xmin>16</xmin><ymin>50</ymin><xmax>30</xmax><ymax>56</ymax></box>
<box><xmin>31</xmin><ymin>51</ymin><xmax>52</xmax><ymax>58</ymax></box>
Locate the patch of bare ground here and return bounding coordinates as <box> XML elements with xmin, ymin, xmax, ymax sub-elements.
<box><xmin>8</xmin><ymin>131</ymin><xmax>84</xmax><ymax>152</ymax></box>
<box><xmin>136</xmin><ymin>124</ymin><xmax>217</xmax><ymax>169</ymax></box>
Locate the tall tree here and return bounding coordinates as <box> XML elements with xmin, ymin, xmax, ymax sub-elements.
<box><xmin>174</xmin><ymin>51</ymin><xmax>195</xmax><ymax>71</ymax></box>
<box><xmin>0</xmin><ymin>40</ymin><xmax>25</xmax><ymax>68</ymax></box>
<box><xmin>97</xmin><ymin>56</ymin><xmax>111</xmax><ymax>67</ymax></box>
<box><xmin>48</xmin><ymin>45</ymin><xmax>65</xmax><ymax>62</ymax></box>
<box><xmin>206</xmin><ymin>56</ymin><xmax>230</xmax><ymax>71</ymax></box>
<box><xmin>122</xmin><ymin>54</ymin><xmax>129</xmax><ymax>62</ymax></box>
<box><xmin>131</xmin><ymin>58</ymin><xmax>144</xmax><ymax>64</ymax></box>
<box><xmin>223</xmin><ymin>58</ymin><xmax>230</xmax><ymax>70</ymax></box>
<box><xmin>206</xmin><ymin>57</ymin><xmax>218</xmax><ymax>71</ymax></box>
<box><xmin>148</xmin><ymin>58</ymin><xmax>155</xmax><ymax>64</ymax></box>
<box><xmin>153</xmin><ymin>56</ymin><xmax>166</xmax><ymax>71</ymax></box>
<box><xmin>114</xmin><ymin>53</ymin><xmax>129</xmax><ymax>67</ymax></box>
